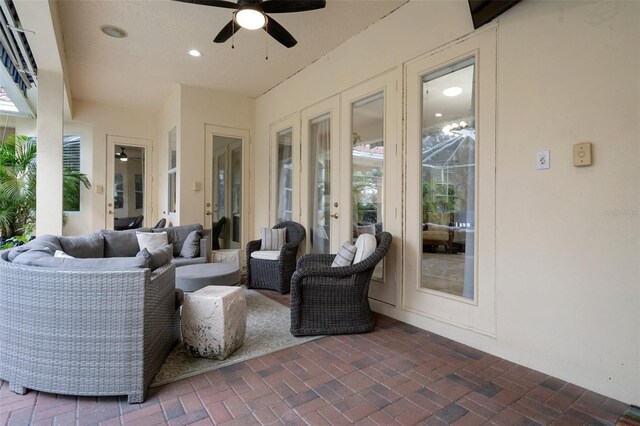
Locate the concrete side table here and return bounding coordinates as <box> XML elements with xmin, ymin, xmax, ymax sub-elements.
<box><xmin>181</xmin><ymin>286</ymin><xmax>247</xmax><ymax>360</ymax></box>
<box><xmin>210</xmin><ymin>249</ymin><xmax>242</xmax><ymax>269</ymax></box>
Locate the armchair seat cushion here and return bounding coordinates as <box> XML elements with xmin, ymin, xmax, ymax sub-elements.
<box><xmin>250</xmin><ymin>250</ymin><xmax>281</xmax><ymax>261</ymax></box>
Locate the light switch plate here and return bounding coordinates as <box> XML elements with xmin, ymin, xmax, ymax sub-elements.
<box><xmin>573</xmin><ymin>142</ymin><xmax>592</xmax><ymax>166</ymax></box>
<box><xmin>536</xmin><ymin>150</ymin><xmax>550</xmax><ymax>170</ymax></box>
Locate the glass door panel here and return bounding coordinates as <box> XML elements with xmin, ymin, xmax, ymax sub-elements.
<box><xmin>210</xmin><ymin>135</ymin><xmax>242</xmax><ymax>249</ymax></box>
<box><xmin>112</xmin><ymin>144</ymin><xmax>145</xmax><ymax>230</ymax></box>
<box><xmin>351</xmin><ymin>92</ymin><xmax>385</xmax><ymax>277</ymax></box>
<box><xmin>308</xmin><ymin>113</ymin><xmax>332</xmax><ymax>254</ymax></box>
<box><xmin>231</xmin><ymin>145</ymin><xmax>242</xmax><ymax>247</ymax></box>
<box><xmin>276</xmin><ymin>128</ymin><xmax>293</xmax><ymax>222</ymax></box>
<box><xmin>420</xmin><ymin>57</ymin><xmax>476</xmax><ymax>300</ymax></box>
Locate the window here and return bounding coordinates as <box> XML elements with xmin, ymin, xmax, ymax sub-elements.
<box><xmin>135</xmin><ymin>174</ymin><xmax>143</xmax><ymax>210</ymax></box>
<box><xmin>276</xmin><ymin>128</ymin><xmax>293</xmax><ymax>222</ymax></box>
<box><xmin>168</xmin><ymin>127</ymin><xmax>177</xmax><ymax>213</ymax></box>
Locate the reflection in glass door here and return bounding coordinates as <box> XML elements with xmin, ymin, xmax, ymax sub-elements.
<box><xmin>351</xmin><ymin>92</ymin><xmax>385</xmax><ymax>278</ymax></box>
<box><xmin>211</xmin><ymin>136</ymin><xmax>242</xmax><ymax>249</ymax></box>
<box><xmin>309</xmin><ymin>114</ymin><xmax>332</xmax><ymax>254</ymax></box>
<box><xmin>112</xmin><ymin>144</ymin><xmax>146</xmax><ymax>230</ymax></box>
<box><xmin>421</xmin><ymin>57</ymin><xmax>476</xmax><ymax>300</ymax></box>
<box><xmin>276</xmin><ymin>128</ymin><xmax>293</xmax><ymax>223</ymax></box>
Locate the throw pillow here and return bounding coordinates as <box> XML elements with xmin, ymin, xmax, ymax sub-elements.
<box><xmin>180</xmin><ymin>230</ymin><xmax>202</xmax><ymax>259</ymax></box>
<box><xmin>353</xmin><ymin>233</ymin><xmax>377</xmax><ymax>264</ymax></box>
<box><xmin>136</xmin><ymin>231</ymin><xmax>168</xmax><ymax>251</ymax></box>
<box><xmin>54</xmin><ymin>250</ymin><xmax>74</xmax><ymax>259</ymax></box>
<box><xmin>59</xmin><ymin>233</ymin><xmax>104</xmax><ymax>258</ymax></box>
<box><xmin>137</xmin><ymin>244</ymin><xmax>174</xmax><ymax>271</ymax></box>
<box><xmin>331</xmin><ymin>241</ymin><xmax>357</xmax><ymax>267</ymax></box>
<box><xmin>260</xmin><ymin>228</ymin><xmax>287</xmax><ymax>251</ymax></box>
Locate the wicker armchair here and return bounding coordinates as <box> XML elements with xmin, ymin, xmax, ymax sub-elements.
<box><xmin>0</xmin><ymin>251</ymin><xmax>181</xmax><ymax>403</ymax></box>
<box><xmin>246</xmin><ymin>221</ymin><xmax>306</xmax><ymax>294</ymax></box>
<box><xmin>211</xmin><ymin>216</ymin><xmax>227</xmax><ymax>251</ymax></box>
<box><xmin>290</xmin><ymin>232</ymin><xmax>392</xmax><ymax>336</ymax></box>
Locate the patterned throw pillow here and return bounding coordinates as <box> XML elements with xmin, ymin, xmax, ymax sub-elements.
<box><xmin>260</xmin><ymin>228</ymin><xmax>287</xmax><ymax>251</ymax></box>
<box><xmin>331</xmin><ymin>241</ymin><xmax>357</xmax><ymax>267</ymax></box>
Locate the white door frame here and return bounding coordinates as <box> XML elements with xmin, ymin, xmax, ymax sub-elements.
<box><xmin>105</xmin><ymin>135</ymin><xmax>153</xmax><ymax>230</ymax></box>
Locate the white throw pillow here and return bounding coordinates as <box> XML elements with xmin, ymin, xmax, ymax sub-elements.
<box><xmin>353</xmin><ymin>233</ymin><xmax>377</xmax><ymax>264</ymax></box>
<box><xmin>54</xmin><ymin>250</ymin><xmax>74</xmax><ymax>259</ymax></box>
<box><xmin>260</xmin><ymin>228</ymin><xmax>287</xmax><ymax>251</ymax></box>
<box><xmin>250</xmin><ymin>250</ymin><xmax>281</xmax><ymax>261</ymax></box>
<box><xmin>136</xmin><ymin>231</ymin><xmax>168</xmax><ymax>251</ymax></box>
<box><xmin>331</xmin><ymin>241</ymin><xmax>357</xmax><ymax>267</ymax></box>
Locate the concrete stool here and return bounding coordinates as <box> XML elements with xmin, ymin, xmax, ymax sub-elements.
<box><xmin>176</xmin><ymin>263</ymin><xmax>241</xmax><ymax>292</ymax></box>
<box><xmin>181</xmin><ymin>286</ymin><xmax>247</xmax><ymax>360</ymax></box>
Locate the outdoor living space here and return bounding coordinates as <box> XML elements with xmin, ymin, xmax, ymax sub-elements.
<box><xmin>0</xmin><ymin>0</ymin><xmax>638</xmax><ymax>422</ymax></box>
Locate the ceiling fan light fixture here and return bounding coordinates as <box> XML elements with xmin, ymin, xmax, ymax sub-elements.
<box><xmin>235</xmin><ymin>8</ymin><xmax>266</xmax><ymax>30</ymax></box>
<box><xmin>119</xmin><ymin>147</ymin><xmax>128</xmax><ymax>162</ymax></box>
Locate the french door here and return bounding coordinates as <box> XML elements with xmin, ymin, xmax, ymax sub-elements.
<box><xmin>105</xmin><ymin>135</ymin><xmax>152</xmax><ymax>230</ymax></box>
<box><xmin>205</xmin><ymin>125</ymin><xmax>250</xmax><ymax>251</ymax></box>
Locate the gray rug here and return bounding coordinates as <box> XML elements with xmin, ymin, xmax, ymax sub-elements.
<box><xmin>150</xmin><ymin>288</ymin><xmax>323</xmax><ymax>387</ymax></box>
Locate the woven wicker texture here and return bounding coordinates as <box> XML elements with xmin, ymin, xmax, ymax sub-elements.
<box><xmin>290</xmin><ymin>232</ymin><xmax>392</xmax><ymax>336</ymax></box>
<box><xmin>246</xmin><ymin>221</ymin><xmax>306</xmax><ymax>294</ymax></box>
<box><xmin>0</xmin><ymin>251</ymin><xmax>181</xmax><ymax>403</ymax></box>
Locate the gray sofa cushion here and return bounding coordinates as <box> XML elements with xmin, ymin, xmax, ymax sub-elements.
<box><xmin>100</xmin><ymin>227</ymin><xmax>151</xmax><ymax>258</ymax></box>
<box><xmin>32</xmin><ymin>256</ymin><xmax>147</xmax><ymax>270</ymax></box>
<box><xmin>155</xmin><ymin>224</ymin><xmax>203</xmax><ymax>257</ymax></box>
<box><xmin>137</xmin><ymin>244</ymin><xmax>173</xmax><ymax>271</ymax></box>
<box><xmin>180</xmin><ymin>230</ymin><xmax>202</xmax><ymax>259</ymax></box>
<box><xmin>171</xmin><ymin>256</ymin><xmax>207</xmax><ymax>267</ymax></box>
<box><xmin>59</xmin><ymin>233</ymin><xmax>104</xmax><ymax>258</ymax></box>
<box><xmin>10</xmin><ymin>235</ymin><xmax>62</xmax><ymax>265</ymax></box>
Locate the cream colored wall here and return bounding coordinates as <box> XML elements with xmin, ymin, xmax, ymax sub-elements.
<box><xmin>177</xmin><ymin>85</ymin><xmax>255</xmax><ymax>230</ymax></box>
<box><xmin>255</xmin><ymin>0</ymin><xmax>640</xmax><ymax>403</ymax></box>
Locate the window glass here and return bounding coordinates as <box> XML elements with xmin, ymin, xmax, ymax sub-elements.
<box><xmin>309</xmin><ymin>113</ymin><xmax>331</xmax><ymax>254</ymax></box>
<box><xmin>276</xmin><ymin>128</ymin><xmax>293</xmax><ymax>222</ymax></box>
<box><xmin>63</xmin><ymin>135</ymin><xmax>81</xmax><ymax>212</ymax></box>
<box><xmin>168</xmin><ymin>127</ymin><xmax>177</xmax><ymax>213</ymax></box>
<box><xmin>421</xmin><ymin>57</ymin><xmax>476</xmax><ymax>300</ymax></box>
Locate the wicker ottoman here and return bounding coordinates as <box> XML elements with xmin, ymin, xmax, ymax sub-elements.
<box><xmin>181</xmin><ymin>286</ymin><xmax>247</xmax><ymax>360</ymax></box>
<box><xmin>176</xmin><ymin>263</ymin><xmax>241</xmax><ymax>292</ymax></box>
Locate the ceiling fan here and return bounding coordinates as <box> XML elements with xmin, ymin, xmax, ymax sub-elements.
<box><xmin>174</xmin><ymin>0</ymin><xmax>326</xmax><ymax>48</ymax></box>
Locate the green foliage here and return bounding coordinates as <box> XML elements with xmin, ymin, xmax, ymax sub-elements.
<box><xmin>422</xmin><ymin>181</ymin><xmax>458</xmax><ymax>222</ymax></box>
<box><xmin>352</xmin><ymin>168</ymin><xmax>382</xmax><ymax>223</ymax></box>
<box><xmin>0</xmin><ymin>135</ymin><xmax>91</xmax><ymax>241</ymax></box>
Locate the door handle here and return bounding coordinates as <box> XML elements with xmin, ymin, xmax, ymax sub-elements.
<box><xmin>206</xmin><ymin>211</ymin><xmax>212</xmax><ymax>216</ymax></box>
<box><xmin>108</xmin><ymin>210</ymin><xmax>113</xmax><ymax>215</ymax></box>
<box><xmin>330</xmin><ymin>213</ymin><xmax>339</xmax><ymax>219</ymax></box>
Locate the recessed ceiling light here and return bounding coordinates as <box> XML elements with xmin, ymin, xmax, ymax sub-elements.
<box><xmin>188</xmin><ymin>49</ymin><xmax>202</xmax><ymax>57</ymax></box>
<box><xmin>435</xmin><ymin>113</ymin><xmax>443</xmax><ymax>117</ymax></box>
<box><xmin>100</xmin><ymin>25</ymin><xmax>128</xmax><ymax>38</ymax></box>
<box><xmin>443</xmin><ymin>87</ymin><xmax>462</xmax><ymax>97</ymax></box>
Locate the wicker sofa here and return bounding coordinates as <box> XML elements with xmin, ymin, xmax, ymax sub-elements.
<box><xmin>0</xmin><ymin>226</ymin><xmax>209</xmax><ymax>403</ymax></box>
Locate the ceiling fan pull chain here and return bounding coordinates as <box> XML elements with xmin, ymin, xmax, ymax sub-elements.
<box><xmin>231</xmin><ymin>16</ymin><xmax>235</xmax><ymax>49</ymax></box>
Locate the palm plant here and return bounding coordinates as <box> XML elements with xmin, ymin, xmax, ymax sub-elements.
<box><xmin>0</xmin><ymin>135</ymin><xmax>90</xmax><ymax>243</ymax></box>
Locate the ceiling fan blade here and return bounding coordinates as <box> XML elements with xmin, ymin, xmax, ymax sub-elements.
<box><xmin>261</xmin><ymin>0</ymin><xmax>326</xmax><ymax>13</ymax></box>
<box><xmin>264</xmin><ymin>16</ymin><xmax>297</xmax><ymax>48</ymax></box>
<box><xmin>214</xmin><ymin>20</ymin><xmax>241</xmax><ymax>43</ymax></box>
<box><xmin>173</xmin><ymin>0</ymin><xmax>238</xmax><ymax>9</ymax></box>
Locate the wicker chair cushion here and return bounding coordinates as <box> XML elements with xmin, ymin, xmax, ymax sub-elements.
<box><xmin>9</xmin><ymin>235</ymin><xmax>62</xmax><ymax>265</ymax></box>
<box><xmin>331</xmin><ymin>242</ymin><xmax>357</xmax><ymax>267</ymax></box>
<box><xmin>31</xmin><ymin>256</ymin><xmax>147</xmax><ymax>270</ymax></box>
<box><xmin>250</xmin><ymin>250</ymin><xmax>281</xmax><ymax>261</ymax></box>
<box><xmin>260</xmin><ymin>228</ymin><xmax>286</xmax><ymax>250</ymax></box>
<box><xmin>100</xmin><ymin>228</ymin><xmax>151</xmax><ymax>257</ymax></box>
<box><xmin>180</xmin><ymin>230</ymin><xmax>202</xmax><ymax>259</ymax></box>
<box><xmin>59</xmin><ymin>233</ymin><xmax>104</xmax><ymax>258</ymax></box>
<box><xmin>136</xmin><ymin>231</ymin><xmax>168</xmax><ymax>252</ymax></box>
<box><xmin>155</xmin><ymin>224</ymin><xmax>203</xmax><ymax>256</ymax></box>
<box><xmin>353</xmin><ymin>233</ymin><xmax>377</xmax><ymax>264</ymax></box>
<box><xmin>137</xmin><ymin>244</ymin><xmax>174</xmax><ymax>270</ymax></box>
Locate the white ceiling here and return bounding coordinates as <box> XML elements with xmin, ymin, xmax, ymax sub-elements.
<box><xmin>57</xmin><ymin>0</ymin><xmax>407</xmax><ymax>111</ymax></box>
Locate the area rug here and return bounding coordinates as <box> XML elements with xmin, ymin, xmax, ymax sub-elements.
<box><xmin>617</xmin><ymin>405</ymin><xmax>640</xmax><ymax>426</ymax></box>
<box><xmin>150</xmin><ymin>288</ymin><xmax>323</xmax><ymax>387</ymax></box>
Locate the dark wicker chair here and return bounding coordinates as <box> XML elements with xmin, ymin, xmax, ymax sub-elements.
<box><xmin>153</xmin><ymin>218</ymin><xmax>166</xmax><ymax>229</ymax></box>
<box><xmin>290</xmin><ymin>232</ymin><xmax>392</xmax><ymax>336</ymax></box>
<box><xmin>246</xmin><ymin>221</ymin><xmax>306</xmax><ymax>294</ymax></box>
<box><xmin>211</xmin><ymin>217</ymin><xmax>227</xmax><ymax>251</ymax></box>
